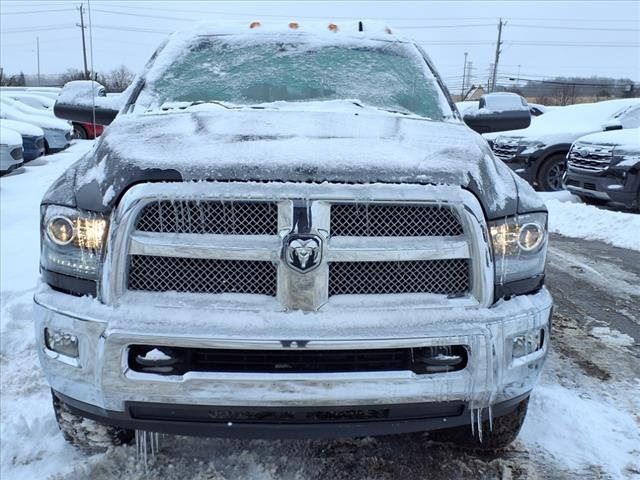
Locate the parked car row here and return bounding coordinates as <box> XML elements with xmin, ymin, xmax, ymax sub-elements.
<box><xmin>484</xmin><ymin>98</ymin><xmax>640</xmax><ymax>210</ymax></box>
<box><xmin>0</xmin><ymin>86</ymin><xmax>106</xmax><ymax>175</ymax></box>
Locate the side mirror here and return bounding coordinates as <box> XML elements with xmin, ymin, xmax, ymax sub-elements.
<box><xmin>463</xmin><ymin>108</ymin><xmax>532</xmax><ymax>134</ymax></box>
<box><xmin>602</xmin><ymin>120</ymin><xmax>623</xmax><ymax>132</ymax></box>
<box><xmin>53</xmin><ymin>81</ymin><xmax>121</xmax><ymax>125</ymax></box>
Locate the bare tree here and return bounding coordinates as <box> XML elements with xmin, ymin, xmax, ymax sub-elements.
<box><xmin>105</xmin><ymin>65</ymin><xmax>134</xmax><ymax>92</ymax></box>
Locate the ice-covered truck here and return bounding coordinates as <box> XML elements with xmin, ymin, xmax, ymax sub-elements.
<box><xmin>37</xmin><ymin>21</ymin><xmax>552</xmax><ymax>452</ymax></box>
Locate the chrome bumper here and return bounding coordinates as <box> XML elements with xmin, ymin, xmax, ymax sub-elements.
<box><xmin>34</xmin><ymin>285</ymin><xmax>552</xmax><ymax>413</ymax></box>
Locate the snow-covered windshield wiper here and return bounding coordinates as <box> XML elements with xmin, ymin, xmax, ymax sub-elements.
<box><xmin>159</xmin><ymin>100</ymin><xmax>236</xmax><ymax>111</ymax></box>
<box><xmin>350</xmin><ymin>101</ymin><xmax>417</xmax><ymax>117</ymax></box>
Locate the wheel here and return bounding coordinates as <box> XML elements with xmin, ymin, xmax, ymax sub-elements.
<box><xmin>52</xmin><ymin>391</ymin><xmax>134</xmax><ymax>453</ymax></box>
<box><xmin>537</xmin><ymin>154</ymin><xmax>567</xmax><ymax>191</ymax></box>
<box><xmin>429</xmin><ymin>397</ymin><xmax>529</xmax><ymax>451</ymax></box>
<box><xmin>73</xmin><ymin>123</ymin><xmax>88</xmax><ymax>140</ymax></box>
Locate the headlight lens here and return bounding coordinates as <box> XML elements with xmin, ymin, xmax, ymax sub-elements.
<box><xmin>489</xmin><ymin>212</ymin><xmax>547</xmax><ymax>285</ymax></box>
<box><xmin>41</xmin><ymin>205</ymin><xmax>108</xmax><ymax>279</ymax></box>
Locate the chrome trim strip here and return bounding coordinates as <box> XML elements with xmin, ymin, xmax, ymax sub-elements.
<box><xmin>327</xmin><ymin>236</ymin><xmax>469</xmax><ymax>262</ymax></box>
<box><xmin>129</xmin><ymin>232</ymin><xmax>280</xmax><ymax>261</ymax></box>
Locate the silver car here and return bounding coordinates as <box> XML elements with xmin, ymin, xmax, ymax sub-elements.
<box><xmin>0</xmin><ymin>126</ymin><xmax>24</xmax><ymax>175</ymax></box>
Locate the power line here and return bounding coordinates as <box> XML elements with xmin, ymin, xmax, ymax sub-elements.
<box><xmin>508</xmin><ymin>23</ymin><xmax>639</xmax><ymax>32</ymax></box>
<box><xmin>0</xmin><ymin>8</ymin><xmax>75</xmax><ymax>15</ymax></box>
<box><xmin>90</xmin><ymin>7</ymin><xmax>196</xmax><ymax>22</ymax></box>
<box><xmin>2</xmin><ymin>25</ymin><xmax>74</xmax><ymax>34</ymax></box>
<box><xmin>62</xmin><ymin>4</ymin><xmax>640</xmax><ymax>24</ymax></box>
<box><xmin>89</xmin><ymin>24</ymin><xmax>170</xmax><ymax>34</ymax></box>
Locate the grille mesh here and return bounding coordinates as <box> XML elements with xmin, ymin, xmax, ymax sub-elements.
<box><xmin>128</xmin><ymin>255</ymin><xmax>277</xmax><ymax>295</ymax></box>
<box><xmin>329</xmin><ymin>259</ymin><xmax>469</xmax><ymax>296</ymax></box>
<box><xmin>330</xmin><ymin>204</ymin><xmax>463</xmax><ymax>237</ymax></box>
<box><xmin>136</xmin><ymin>200</ymin><xmax>278</xmax><ymax>235</ymax></box>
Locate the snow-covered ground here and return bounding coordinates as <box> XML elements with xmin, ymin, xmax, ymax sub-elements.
<box><xmin>1</xmin><ymin>143</ymin><xmax>638</xmax><ymax>479</ymax></box>
<box><xmin>540</xmin><ymin>191</ymin><xmax>640</xmax><ymax>251</ymax></box>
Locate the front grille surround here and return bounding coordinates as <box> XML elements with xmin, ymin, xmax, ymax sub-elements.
<box><xmin>105</xmin><ymin>182</ymin><xmax>490</xmax><ymax>309</ymax></box>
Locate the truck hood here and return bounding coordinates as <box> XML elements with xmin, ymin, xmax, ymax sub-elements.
<box><xmin>45</xmin><ymin>106</ymin><xmax>541</xmax><ymax>218</ymax></box>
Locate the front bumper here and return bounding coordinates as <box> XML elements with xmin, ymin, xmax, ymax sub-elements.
<box><xmin>565</xmin><ymin>169</ymin><xmax>640</xmax><ymax>208</ymax></box>
<box><xmin>35</xmin><ymin>286</ymin><xmax>552</xmax><ymax>438</ymax></box>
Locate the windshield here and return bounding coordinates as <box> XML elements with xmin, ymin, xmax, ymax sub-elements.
<box><xmin>136</xmin><ymin>35</ymin><xmax>448</xmax><ymax>119</ymax></box>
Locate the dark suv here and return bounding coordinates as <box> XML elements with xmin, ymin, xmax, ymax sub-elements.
<box><xmin>564</xmin><ymin>128</ymin><xmax>640</xmax><ymax>210</ymax></box>
<box><xmin>491</xmin><ymin>100</ymin><xmax>640</xmax><ymax>191</ymax></box>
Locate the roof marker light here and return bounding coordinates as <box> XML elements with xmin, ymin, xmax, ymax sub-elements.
<box><xmin>289</xmin><ymin>22</ymin><xmax>299</xmax><ymax>29</ymax></box>
<box><xmin>328</xmin><ymin>23</ymin><xmax>339</xmax><ymax>32</ymax></box>
<box><xmin>249</xmin><ymin>21</ymin><xmax>261</xmax><ymax>29</ymax></box>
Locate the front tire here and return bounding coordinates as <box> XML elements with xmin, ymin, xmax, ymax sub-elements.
<box><xmin>537</xmin><ymin>154</ymin><xmax>567</xmax><ymax>191</ymax></box>
<box><xmin>52</xmin><ymin>392</ymin><xmax>134</xmax><ymax>453</ymax></box>
<box><xmin>429</xmin><ymin>397</ymin><xmax>529</xmax><ymax>451</ymax></box>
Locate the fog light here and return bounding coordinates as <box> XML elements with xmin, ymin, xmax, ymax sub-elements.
<box><xmin>45</xmin><ymin>328</ymin><xmax>79</xmax><ymax>358</ymax></box>
<box><xmin>512</xmin><ymin>329</ymin><xmax>543</xmax><ymax>359</ymax></box>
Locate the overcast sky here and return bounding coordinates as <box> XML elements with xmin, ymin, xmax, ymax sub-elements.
<box><xmin>1</xmin><ymin>0</ymin><xmax>639</xmax><ymax>90</ymax></box>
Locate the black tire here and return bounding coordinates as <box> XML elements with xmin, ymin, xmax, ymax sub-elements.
<box><xmin>537</xmin><ymin>154</ymin><xmax>567</xmax><ymax>191</ymax></box>
<box><xmin>429</xmin><ymin>398</ymin><xmax>529</xmax><ymax>452</ymax></box>
<box><xmin>52</xmin><ymin>392</ymin><xmax>134</xmax><ymax>453</ymax></box>
<box><xmin>73</xmin><ymin>123</ymin><xmax>88</xmax><ymax>140</ymax></box>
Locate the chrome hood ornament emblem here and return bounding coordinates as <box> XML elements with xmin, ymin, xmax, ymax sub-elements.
<box><xmin>284</xmin><ymin>234</ymin><xmax>322</xmax><ymax>273</ymax></box>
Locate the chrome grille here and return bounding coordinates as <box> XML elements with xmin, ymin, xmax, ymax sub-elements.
<box><xmin>135</xmin><ymin>200</ymin><xmax>278</xmax><ymax>235</ymax></box>
<box><xmin>128</xmin><ymin>255</ymin><xmax>277</xmax><ymax>295</ymax></box>
<box><xmin>330</xmin><ymin>204</ymin><xmax>463</xmax><ymax>237</ymax></box>
<box><xmin>329</xmin><ymin>259</ymin><xmax>470</xmax><ymax>296</ymax></box>
<box><xmin>567</xmin><ymin>148</ymin><xmax>612</xmax><ymax>173</ymax></box>
<box><xmin>491</xmin><ymin>143</ymin><xmax>519</xmax><ymax>161</ymax></box>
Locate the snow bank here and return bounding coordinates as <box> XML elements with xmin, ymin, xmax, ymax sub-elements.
<box><xmin>540</xmin><ymin>192</ymin><xmax>640</xmax><ymax>251</ymax></box>
<box><xmin>522</xmin><ymin>383</ymin><xmax>640</xmax><ymax>478</ymax></box>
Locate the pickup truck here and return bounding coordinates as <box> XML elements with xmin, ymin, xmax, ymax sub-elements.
<box><xmin>37</xmin><ymin>21</ymin><xmax>552</xmax><ymax>453</ymax></box>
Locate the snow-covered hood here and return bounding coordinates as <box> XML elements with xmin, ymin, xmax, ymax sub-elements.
<box><xmin>0</xmin><ymin>118</ymin><xmax>44</xmax><ymax>137</ymax></box>
<box><xmin>0</xmin><ymin>126</ymin><xmax>23</xmax><ymax>146</ymax></box>
<box><xmin>496</xmin><ymin>99</ymin><xmax>640</xmax><ymax>146</ymax></box>
<box><xmin>45</xmin><ymin>106</ymin><xmax>543</xmax><ymax>218</ymax></box>
<box><xmin>573</xmin><ymin>127</ymin><xmax>639</xmax><ymax>149</ymax></box>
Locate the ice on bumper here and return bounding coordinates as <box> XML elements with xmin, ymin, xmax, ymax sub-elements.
<box><xmin>34</xmin><ymin>284</ymin><xmax>552</xmax><ymax>412</ymax></box>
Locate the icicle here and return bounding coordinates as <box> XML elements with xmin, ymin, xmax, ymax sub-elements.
<box><xmin>470</xmin><ymin>408</ymin><xmax>475</xmax><ymax>437</ymax></box>
<box><xmin>488</xmin><ymin>404</ymin><xmax>494</xmax><ymax>432</ymax></box>
<box><xmin>476</xmin><ymin>406</ymin><xmax>483</xmax><ymax>443</ymax></box>
<box><xmin>135</xmin><ymin>430</ymin><xmax>160</xmax><ymax>472</ymax></box>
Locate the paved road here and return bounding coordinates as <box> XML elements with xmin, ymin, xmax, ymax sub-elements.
<box><xmin>57</xmin><ymin>234</ymin><xmax>640</xmax><ymax>480</ymax></box>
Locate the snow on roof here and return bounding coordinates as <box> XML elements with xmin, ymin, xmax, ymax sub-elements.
<box><xmin>170</xmin><ymin>19</ymin><xmax>400</xmax><ymax>40</ymax></box>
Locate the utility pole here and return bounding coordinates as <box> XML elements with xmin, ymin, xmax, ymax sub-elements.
<box><xmin>36</xmin><ymin>37</ymin><xmax>41</xmax><ymax>86</ymax></box>
<box><xmin>490</xmin><ymin>18</ymin><xmax>505</xmax><ymax>92</ymax></box>
<box><xmin>460</xmin><ymin>52</ymin><xmax>468</xmax><ymax>99</ymax></box>
<box><xmin>77</xmin><ymin>3</ymin><xmax>89</xmax><ymax>79</ymax></box>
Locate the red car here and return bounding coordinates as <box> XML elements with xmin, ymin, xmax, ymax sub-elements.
<box><xmin>72</xmin><ymin>121</ymin><xmax>104</xmax><ymax>140</ymax></box>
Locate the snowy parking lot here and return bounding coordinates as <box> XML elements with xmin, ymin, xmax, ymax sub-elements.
<box><xmin>1</xmin><ymin>141</ymin><xmax>638</xmax><ymax>479</ymax></box>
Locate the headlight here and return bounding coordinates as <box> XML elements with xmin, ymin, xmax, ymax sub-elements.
<box><xmin>489</xmin><ymin>212</ymin><xmax>547</xmax><ymax>286</ymax></box>
<box><xmin>41</xmin><ymin>205</ymin><xmax>108</xmax><ymax>280</ymax></box>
